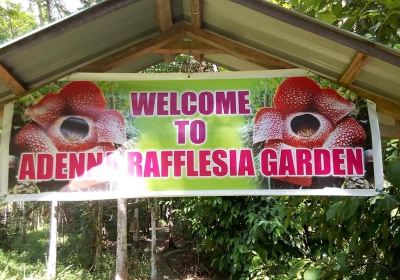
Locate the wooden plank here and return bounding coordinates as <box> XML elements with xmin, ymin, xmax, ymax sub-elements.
<box><xmin>380</xmin><ymin>123</ymin><xmax>400</xmax><ymax>138</ymax></box>
<box><xmin>0</xmin><ymin>63</ymin><xmax>26</xmax><ymax>96</ymax></box>
<box><xmin>185</xmin><ymin>24</ymin><xmax>294</xmax><ymax>69</ymax></box>
<box><xmin>377</xmin><ymin>111</ymin><xmax>396</xmax><ymax>126</ymax></box>
<box><xmin>155</xmin><ymin>48</ymin><xmax>222</xmax><ymax>54</ymax></box>
<box><xmin>81</xmin><ymin>23</ymin><xmax>185</xmax><ymax>72</ymax></box>
<box><xmin>339</xmin><ymin>52</ymin><xmax>368</xmax><ymax>86</ymax></box>
<box><xmin>191</xmin><ymin>0</ymin><xmax>203</xmax><ymax>28</ymax></box>
<box><xmin>155</xmin><ymin>0</ymin><xmax>172</xmax><ymax>31</ymax></box>
<box><xmin>155</xmin><ymin>39</ymin><xmax>223</xmax><ymax>54</ymax></box>
<box><xmin>191</xmin><ymin>0</ymin><xmax>204</xmax><ymax>60</ymax></box>
<box><xmin>154</xmin><ymin>0</ymin><xmax>175</xmax><ymax>63</ymax></box>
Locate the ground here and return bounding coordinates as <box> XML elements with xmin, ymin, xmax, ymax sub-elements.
<box><xmin>143</xmin><ymin>226</ymin><xmax>211</xmax><ymax>280</ymax></box>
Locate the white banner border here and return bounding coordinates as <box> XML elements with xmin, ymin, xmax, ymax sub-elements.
<box><xmin>5</xmin><ymin>188</ymin><xmax>379</xmax><ymax>202</ymax></box>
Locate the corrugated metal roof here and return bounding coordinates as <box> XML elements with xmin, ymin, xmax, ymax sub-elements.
<box><xmin>0</xmin><ymin>0</ymin><xmax>173</xmax><ymax>103</ymax></box>
<box><xmin>0</xmin><ymin>0</ymin><xmax>399</xmax><ymax>117</ymax></box>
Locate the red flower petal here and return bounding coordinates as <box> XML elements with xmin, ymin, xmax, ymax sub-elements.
<box><xmin>283</xmin><ymin>112</ymin><xmax>333</xmax><ymax>148</ymax></box>
<box><xmin>47</xmin><ymin>115</ymin><xmax>97</xmax><ymax>152</ymax></box>
<box><xmin>313</xmin><ymin>88</ymin><xmax>355</xmax><ymax>125</ymax></box>
<box><xmin>25</xmin><ymin>93</ymin><xmax>64</xmax><ymax>128</ymax></box>
<box><xmin>273</xmin><ymin>77</ymin><xmax>320</xmax><ymax>113</ymax></box>
<box><xmin>323</xmin><ymin>117</ymin><xmax>366</xmax><ymax>148</ymax></box>
<box><xmin>95</xmin><ymin>110</ymin><xmax>126</xmax><ymax>144</ymax></box>
<box><xmin>60</xmin><ymin>81</ymin><xmax>106</xmax><ymax>115</ymax></box>
<box><xmin>15</xmin><ymin>123</ymin><xmax>57</xmax><ymax>153</ymax></box>
<box><xmin>264</xmin><ymin>141</ymin><xmax>312</xmax><ymax>187</ymax></box>
<box><xmin>253</xmin><ymin>108</ymin><xmax>283</xmax><ymax>144</ymax></box>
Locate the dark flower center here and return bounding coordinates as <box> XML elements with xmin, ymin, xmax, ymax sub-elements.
<box><xmin>291</xmin><ymin>113</ymin><xmax>320</xmax><ymax>137</ymax></box>
<box><xmin>60</xmin><ymin>117</ymin><xmax>89</xmax><ymax>141</ymax></box>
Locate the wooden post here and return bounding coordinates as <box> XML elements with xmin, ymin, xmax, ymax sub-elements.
<box><xmin>150</xmin><ymin>199</ymin><xmax>157</xmax><ymax>280</ymax></box>
<box><xmin>46</xmin><ymin>200</ymin><xmax>58</xmax><ymax>280</ymax></box>
<box><xmin>116</xmin><ymin>198</ymin><xmax>128</xmax><ymax>280</ymax></box>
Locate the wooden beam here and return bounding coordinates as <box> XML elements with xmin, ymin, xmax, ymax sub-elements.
<box><xmin>377</xmin><ymin>111</ymin><xmax>396</xmax><ymax>126</ymax></box>
<box><xmin>80</xmin><ymin>23</ymin><xmax>185</xmax><ymax>72</ymax></box>
<box><xmin>154</xmin><ymin>0</ymin><xmax>174</xmax><ymax>63</ymax></box>
<box><xmin>191</xmin><ymin>1</ymin><xmax>204</xmax><ymax>61</ymax></box>
<box><xmin>185</xmin><ymin>24</ymin><xmax>294</xmax><ymax>69</ymax></box>
<box><xmin>339</xmin><ymin>52</ymin><xmax>368</xmax><ymax>86</ymax></box>
<box><xmin>155</xmin><ymin>48</ymin><xmax>222</xmax><ymax>54</ymax></box>
<box><xmin>155</xmin><ymin>0</ymin><xmax>172</xmax><ymax>31</ymax></box>
<box><xmin>191</xmin><ymin>0</ymin><xmax>203</xmax><ymax>28</ymax></box>
<box><xmin>380</xmin><ymin>123</ymin><xmax>400</xmax><ymax>138</ymax></box>
<box><xmin>0</xmin><ymin>63</ymin><xmax>26</xmax><ymax>96</ymax></box>
<box><xmin>377</xmin><ymin>112</ymin><xmax>400</xmax><ymax>137</ymax></box>
<box><xmin>155</xmin><ymin>39</ymin><xmax>223</xmax><ymax>54</ymax></box>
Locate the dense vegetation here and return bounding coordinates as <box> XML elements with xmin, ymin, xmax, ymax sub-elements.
<box><xmin>0</xmin><ymin>0</ymin><xmax>400</xmax><ymax>279</ymax></box>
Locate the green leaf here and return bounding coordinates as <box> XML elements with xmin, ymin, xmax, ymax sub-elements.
<box><xmin>326</xmin><ymin>201</ymin><xmax>343</xmax><ymax>221</ymax></box>
<box><xmin>304</xmin><ymin>267</ymin><xmax>321</xmax><ymax>280</ymax></box>
<box><xmin>289</xmin><ymin>259</ymin><xmax>308</xmax><ymax>277</ymax></box>
<box><xmin>386</xmin><ymin>160</ymin><xmax>400</xmax><ymax>187</ymax></box>
<box><xmin>382</xmin><ymin>0</ymin><xmax>400</xmax><ymax>9</ymax></box>
<box><xmin>339</xmin><ymin>198</ymin><xmax>360</xmax><ymax>221</ymax></box>
<box><xmin>318</xmin><ymin>10</ymin><xmax>337</xmax><ymax>24</ymax></box>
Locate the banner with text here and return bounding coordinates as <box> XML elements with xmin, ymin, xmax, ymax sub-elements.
<box><xmin>0</xmin><ymin>72</ymin><xmax>383</xmax><ymax>201</ymax></box>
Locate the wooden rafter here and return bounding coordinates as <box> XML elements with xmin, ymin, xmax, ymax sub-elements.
<box><xmin>190</xmin><ymin>0</ymin><xmax>204</xmax><ymax>61</ymax></box>
<box><xmin>154</xmin><ymin>0</ymin><xmax>175</xmax><ymax>62</ymax></box>
<box><xmin>191</xmin><ymin>0</ymin><xmax>203</xmax><ymax>28</ymax></box>
<box><xmin>380</xmin><ymin>122</ymin><xmax>400</xmax><ymax>138</ymax></box>
<box><xmin>80</xmin><ymin>23</ymin><xmax>185</xmax><ymax>72</ymax></box>
<box><xmin>339</xmin><ymin>52</ymin><xmax>368</xmax><ymax>86</ymax></box>
<box><xmin>155</xmin><ymin>39</ymin><xmax>223</xmax><ymax>54</ymax></box>
<box><xmin>0</xmin><ymin>63</ymin><xmax>26</xmax><ymax>97</ymax></box>
<box><xmin>155</xmin><ymin>0</ymin><xmax>172</xmax><ymax>31</ymax></box>
<box><xmin>185</xmin><ymin>24</ymin><xmax>294</xmax><ymax>69</ymax></box>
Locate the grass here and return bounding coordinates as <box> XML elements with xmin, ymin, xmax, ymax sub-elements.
<box><xmin>0</xmin><ymin>229</ymin><xmax>150</xmax><ymax>280</ymax></box>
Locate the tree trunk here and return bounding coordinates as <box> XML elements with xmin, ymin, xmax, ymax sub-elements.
<box><xmin>131</xmin><ymin>207</ymin><xmax>139</xmax><ymax>249</ymax></box>
<box><xmin>150</xmin><ymin>199</ymin><xmax>157</xmax><ymax>280</ymax></box>
<box><xmin>93</xmin><ymin>200</ymin><xmax>104</xmax><ymax>271</ymax></box>
<box><xmin>46</xmin><ymin>200</ymin><xmax>58</xmax><ymax>280</ymax></box>
<box><xmin>166</xmin><ymin>202</ymin><xmax>176</xmax><ymax>249</ymax></box>
<box><xmin>45</xmin><ymin>0</ymin><xmax>52</xmax><ymax>22</ymax></box>
<box><xmin>116</xmin><ymin>199</ymin><xmax>128</xmax><ymax>280</ymax></box>
<box><xmin>34</xmin><ymin>0</ymin><xmax>45</xmax><ymax>25</ymax></box>
<box><xmin>22</xmin><ymin>202</ymin><xmax>27</xmax><ymax>243</ymax></box>
<box><xmin>5</xmin><ymin>2</ymin><xmax>15</xmax><ymax>38</ymax></box>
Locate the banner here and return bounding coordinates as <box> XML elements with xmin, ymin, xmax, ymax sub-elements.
<box><xmin>0</xmin><ymin>70</ymin><xmax>383</xmax><ymax>201</ymax></box>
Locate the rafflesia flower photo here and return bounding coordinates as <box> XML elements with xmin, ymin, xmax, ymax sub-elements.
<box><xmin>253</xmin><ymin>77</ymin><xmax>367</xmax><ymax>187</ymax></box>
<box><xmin>15</xmin><ymin>81</ymin><xmax>126</xmax><ymax>154</ymax></box>
<box><xmin>12</xmin><ymin>81</ymin><xmax>127</xmax><ymax>192</ymax></box>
